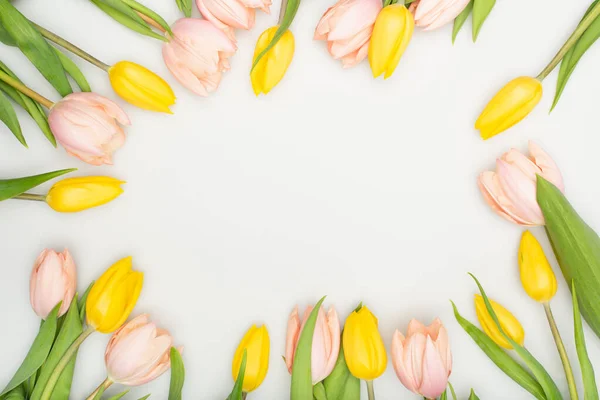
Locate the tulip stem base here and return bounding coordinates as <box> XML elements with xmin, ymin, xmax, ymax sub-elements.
<box><xmin>241</xmin><ymin>393</ymin><xmax>247</xmax><ymax>400</ymax></box>
<box><xmin>544</xmin><ymin>303</ymin><xmax>579</xmax><ymax>400</ymax></box>
<box><xmin>0</xmin><ymin>70</ymin><xmax>54</xmax><ymax>109</ymax></box>
<box><xmin>85</xmin><ymin>378</ymin><xmax>113</xmax><ymax>400</ymax></box>
<box><xmin>13</xmin><ymin>193</ymin><xmax>46</xmax><ymax>202</ymax></box>
<box><xmin>366</xmin><ymin>380</ymin><xmax>375</xmax><ymax>400</ymax></box>
<box><xmin>537</xmin><ymin>0</ymin><xmax>600</xmax><ymax>81</ymax></box>
<box><xmin>39</xmin><ymin>326</ymin><xmax>95</xmax><ymax>400</ymax></box>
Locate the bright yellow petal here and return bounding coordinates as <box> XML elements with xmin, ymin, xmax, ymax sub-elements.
<box><xmin>519</xmin><ymin>231</ymin><xmax>557</xmax><ymax>302</ymax></box>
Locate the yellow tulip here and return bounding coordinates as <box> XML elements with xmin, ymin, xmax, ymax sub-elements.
<box><xmin>342</xmin><ymin>305</ymin><xmax>387</xmax><ymax>380</ymax></box>
<box><xmin>519</xmin><ymin>230</ymin><xmax>558</xmax><ymax>303</ymax></box>
<box><xmin>475</xmin><ymin>76</ymin><xmax>542</xmax><ymax>140</ymax></box>
<box><xmin>46</xmin><ymin>176</ymin><xmax>124</xmax><ymax>213</ymax></box>
<box><xmin>232</xmin><ymin>325</ymin><xmax>270</xmax><ymax>392</ymax></box>
<box><xmin>86</xmin><ymin>257</ymin><xmax>143</xmax><ymax>333</ymax></box>
<box><xmin>109</xmin><ymin>61</ymin><xmax>176</xmax><ymax>113</ymax></box>
<box><xmin>474</xmin><ymin>295</ymin><xmax>524</xmax><ymax>349</ymax></box>
<box><xmin>251</xmin><ymin>26</ymin><xmax>295</xmax><ymax>96</ymax></box>
<box><xmin>369</xmin><ymin>4</ymin><xmax>414</xmax><ymax>79</ymax></box>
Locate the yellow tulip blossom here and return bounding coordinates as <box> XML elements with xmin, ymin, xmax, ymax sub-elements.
<box><xmin>232</xmin><ymin>325</ymin><xmax>270</xmax><ymax>392</ymax></box>
<box><xmin>519</xmin><ymin>230</ymin><xmax>558</xmax><ymax>303</ymax></box>
<box><xmin>369</xmin><ymin>4</ymin><xmax>414</xmax><ymax>79</ymax></box>
<box><xmin>86</xmin><ymin>257</ymin><xmax>143</xmax><ymax>333</ymax></box>
<box><xmin>474</xmin><ymin>295</ymin><xmax>524</xmax><ymax>349</ymax></box>
<box><xmin>46</xmin><ymin>176</ymin><xmax>124</xmax><ymax>213</ymax></box>
<box><xmin>475</xmin><ymin>76</ymin><xmax>542</xmax><ymax>140</ymax></box>
<box><xmin>109</xmin><ymin>61</ymin><xmax>176</xmax><ymax>113</ymax></box>
<box><xmin>251</xmin><ymin>26</ymin><xmax>295</xmax><ymax>96</ymax></box>
<box><xmin>342</xmin><ymin>305</ymin><xmax>387</xmax><ymax>380</ymax></box>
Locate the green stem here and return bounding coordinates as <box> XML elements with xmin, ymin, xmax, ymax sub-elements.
<box><xmin>13</xmin><ymin>193</ymin><xmax>47</xmax><ymax>202</ymax></box>
<box><xmin>40</xmin><ymin>326</ymin><xmax>95</xmax><ymax>400</ymax></box>
<box><xmin>32</xmin><ymin>22</ymin><xmax>110</xmax><ymax>71</ymax></box>
<box><xmin>85</xmin><ymin>378</ymin><xmax>113</xmax><ymax>400</ymax></box>
<box><xmin>241</xmin><ymin>393</ymin><xmax>247</xmax><ymax>400</ymax></box>
<box><xmin>0</xmin><ymin>70</ymin><xmax>53</xmax><ymax>108</ymax></box>
<box><xmin>537</xmin><ymin>1</ymin><xmax>600</xmax><ymax>80</ymax></box>
<box><xmin>366</xmin><ymin>380</ymin><xmax>375</xmax><ymax>400</ymax></box>
<box><xmin>277</xmin><ymin>0</ymin><xmax>288</xmax><ymax>24</ymax></box>
<box><xmin>543</xmin><ymin>303</ymin><xmax>579</xmax><ymax>400</ymax></box>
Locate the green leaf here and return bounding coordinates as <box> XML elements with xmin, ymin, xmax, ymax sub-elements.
<box><xmin>0</xmin><ymin>304</ymin><xmax>60</xmax><ymax>396</ymax></box>
<box><xmin>452</xmin><ymin>301</ymin><xmax>545</xmax><ymax>400</ymax></box>
<box><xmin>537</xmin><ymin>176</ymin><xmax>600</xmax><ymax>339</ymax></box>
<box><xmin>470</xmin><ymin>274</ymin><xmax>562</xmax><ymax>400</ymax></box>
<box><xmin>448</xmin><ymin>382</ymin><xmax>457</xmax><ymax>400</ymax></box>
<box><xmin>120</xmin><ymin>0</ymin><xmax>172</xmax><ymax>36</ymax></box>
<box><xmin>3</xmin><ymin>386</ymin><xmax>25</xmax><ymax>400</ymax></box>
<box><xmin>452</xmin><ymin>0</ymin><xmax>473</xmax><ymax>43</ymax></box>
<box><xmin>440</xmin><ymin>389</ymin><xmax>448</xmax><ymax>400</ymax></box>
<box><xmin>226</xmin><ymin>350</ymin><xmax>246</xmax><ymax>400</ymax></box>
<box><xmin>0</xmin><ymin>169</ymin><xmax>75</xmax><ymax>202</ymax></box>
<box><xmin>30</xmin><ymin>297</ymin><xmax>83</xmax><ymax>400</ymax></box>
<box><xmin>291</xmin><ymin>296</ymin><xmax>326</xmax><ymax>400</ymax></box>
<box><xmin>106</xmin><ymin>390</ymin><xmax>130</xmax><ymax>400</ymax></box>
<box><xmin>322</xmin><ymin>340</ymin><xmax>359</xmax><ymax>400</ymax></box>
<box><xmin>168</xmin><ymin>347</ymin><xmax>185</xmax><ymax>400</ymax></box>
<box><xmin>0</xmin><ymin>0</ymin><xmax>71</xmax><ymax>96</ymax></box>
<box><xmin>0</xmin><ymin>89</ymin><xmax>26</xmax><ymax>146</ymax></box>
<box><xmin>552</xmin><ymin>0</ymin><xmax>600</xmax><ymax>110</ymax></box>
<box><xmin>78</xmin><ymin>281</ymin><xmax>94</xmax><ymax>323</ymax></box>
<box><xmin>90</xmin><ymin>0</ymin><xmax>168</xmax><ymax>42</ymax></box>
<box><xmin>572</xmin><ymin>283</ymin><xmax>599</xmax><ymax>400</ymax></box>
<box><xmin>52</xmin><ymin>48</ymin><xmax>91</xmax><ymax>92</ymax></box>
<box><xmin>91</xmin><ymin>384</ymin><xmax>106</xmax><ymax>400</ymax></box>
<box><xmin>469</xmin><ymin>389</ymin><xmax>481</xmax><ymax>400</ymax></box>
<box><xmin>137</xmin><ymin>395</ymin><xmax>151</xmax><ymax>400</ymax></box>
<box><xmin>251</xmin><ymin>0</ymin><xmax>300</xmax><ymax>71</ymax></box>
<box><xmin>0</xmin><ymin>21</ymin><xmax>16</xmax><ymax>46</ymax></box>
<box><xmin>175</xmin><ymin>0</ymin><xmax>192</xmax><ymax>17</ymax></box>
<box><xmin>313</xmin><ymin>382</ymin><xmax>327</xmax><ymax>400</ymax></box>
<box><xmin>472</xmin><ymin>0</ymin><xmax>496</xmax><ymax>41</ymax></box>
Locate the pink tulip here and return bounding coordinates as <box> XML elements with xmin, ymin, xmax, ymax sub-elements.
<box><xmin>285</xmin><ymin>305</ymin><xmax>340</xmax><ymax>384</ymax></box>
<box><xmin>163</xmin><ymin>19</ymin><xmax>237</xmax><ymax>97</ymax></box>
<box><xmin>408</xmin><ymin>0</ymin><xmax>471</xmax><ymax>30</ymax></box>
<box><xmin>314</xmin><ymin>0</ymin><xmax>381</xmax><ymax>68</ymax></box>
<box><xmin>105</xmin><ymin>314</ymin><xmax>182</xmax><ymax>386</ymax></box>
<box><xmin>196</xmin><ymin>0</ymin><xmax>270</xmax><ymax>39</ymax></box>
<box><xmin>48</xmin><ymin>93</ymin><xmax>129</xmax><ymax>166</ymax></box>
<box><xmin>392</xmin><ymin>318</ymin><xmax>452</xmax><ymax>399</ymax></box>
<box><xmin>478</xmin><ymin>141</ymin><xmax>564</xmax><ymax>226</ymax></box>
<box><xmin>30</xmin><ymin>249</ymin><xmax>77</xmax><ymax>319</ymax></box>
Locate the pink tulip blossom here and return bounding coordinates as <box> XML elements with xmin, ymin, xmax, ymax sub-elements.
<box><xmin>392</xmin><ymin>318</ymin><xmax>452</xmax><ymax>399</ymax></box>
<box><xmin>196</xmin><ymin>0</ymin><xmax>270</xmax><ymax>39</ymax></box>
<box><xmin>48</xmin><ymin>93</ymin><xmax>129</xmax><ymax>166</ymax></box>
<box><xmin>478</xmin><ymin>141</ymin><xmax>564</xmax><ymax>226</ymax></box>
<box><xmin>314</xmin><ymin>0</ymin><xmax>381</xmax><ymax>68</ymax></box>
<box><xmin>105</xmin><ymin>314</ymin><xmax>182</xmax><ymax>386</ymax></box>
<box><xmin>285</xmin><ymin>305</ymin><xmax>340</xmax><ymax>384</ymax></box>
<box><xmin>408</xmin><ymin>0</ymin><xmax>471</xmax><ymax>30</ymax></box>
<box><xmin>163</xmin><ymin>19</ymin><xmax>237</xmax><ymax>97</ymax></box>
<box><xmin>30</xmin><ymin>249</ymin><xmax>77</xmax><ymax>319</ymax></box>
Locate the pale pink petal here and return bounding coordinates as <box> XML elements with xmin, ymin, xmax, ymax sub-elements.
<box><xmin>418</xmin><ymin>337</ymin><xmax>449</xmax><ymax>399</ymax></box>
<box><xmin>477</xmin><ymin>171</ymin><xmax>534</xmax><ymax>225</ymax></box>
<box><xmin>392</xmin><ymin>330</ymin><xmax>419</xmax><ymax>393</ymax></box>
<box><xmin>528</xmin><ymin>141</ymin><xmax>565</xmax><ymax>192</ymax></box>
<box><xmin>407</xmin><ymin>319</ymin><xmax>428</xmax><ymax>337</ymax></box>
<box><xmin>496</xmin><ymin>159</ymin><xmax>544</xmax><ymax>225</ymax></box>
<box><xmin>403</xmin><ymin>333</ymin><xmax>426</xmax><ymax>390</ymax></box>
<box><xmin>285</xmin><ymin>306</ymin><xmax>301</xmax><ymax>373</ymax></box>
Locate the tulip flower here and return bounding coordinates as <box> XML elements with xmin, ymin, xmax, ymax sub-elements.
<box><xmin>163</xmin><ymin>18</ymin><xmax>237</xmax><ymax>97</ymax></box>
<box><xmin>391</xmin><ymin>319</ymin><xmax>452</xmax><ymax>399</ymax></box>
<box><xmin>475</xmin><ymin>77</ymin><xmax>542</xmax><ymax>140</ymax></box>
<box><xmin>108</xmin><ymin>61</ymin><xmax>175</xmax><ymax>113</ymax></box>
<box><xmin>408</xmin><ymin>0</ymin><xmax>471</xmax><ymax>30</ymax></box>
<box><xmin>45</xmin><ymin>176</ymin><xmax>124</xmax><ymax>213</ymax></box>
<box><xmin>30</xmin><ymin>248</ymin><xmax>77</xmax><ymax>318</ymax></box>
<box><xmin>519</xmin><ymin>230</ymin><xmax>557</xmax><ymax>303</ymax></box>
<box><xmin>314</xmin><ymin>0</ymin><xmax>382</xmax><ymax>68</ymax></box>
<box><xmin>343</xmin><ymin>304</ymin><xmax>387</xmax><ymax>400</ymax></box>
<box><xmin>232</xmin><ymin>325</ymin><xmax>270</xmax><ymax>392</ymax></box>
<box><xmin>86</xmin><ymin>256</ymin><xmax>144</xmax><ymax>334</ymax></box>
<box><xmin>369</xmin><ymin>4</ymin><xmax>414</xmax><ymax>79</ymax></box>
<box><xmin>196</xmin><ymin>0</ymin><xmax>270</xmax><ymax>39</ymax></box>
<box><xmin>478</xmin><ymin>141</ymin><xmax>564</xmax><ymax>226</ymax></box>
<box><xmin>48</xmin><ymin>92</ymin><xmax>130</xmax><ymax>166</ymax></box>
<box><xmin>474</xmin><ymin>295</ymin><xmax>524</xmax><ymax>349</ymax></box>
<box><xmin>285</xmin><ymin>305</ymin><xmax>340</xmax><ymax>384</ymax></box>
<box><xmin>251</xmin><ymin>26</ymin><xmax>295</xmax><ymax>95</ymax></box>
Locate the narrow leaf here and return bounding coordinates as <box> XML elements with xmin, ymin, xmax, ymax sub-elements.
<box><xmin>0</xmin><ymin>0</ymin><xmax>71</xmax><ymax>96</ymax></box>
<box><xmin>52</xmin><ymin>48</ymin><xmax>91</xmax><ymax>92</ymax></box>
<box><xmin>226</xmin><ymin>350</ymin><xmax>246</xmax><ymax>400</ymax></box>
<box><xmin>0</xmin><ymin>169</ymin><xmax>75</xmax><ymax>202</ymax></box>
<box><xmin>175</xmin><ymin>0</ymin><xmax>192</xmax><ymax>17</ymax></box>
<box><xmin>291</xmin><ymin>296</ymin><xmax>327</xmax><ymax>400</ymax></box>
<box><xmin>452</xmin><ymin>0</ymin><xmax>473</xmax><ymax>43</ymax></box>
<box><xmin>0</xmin><ymin>21</ymin><xmax>16</xmax><ymax>46</ymax></box>
<box><xmin>469</xmin><ymin>389</ymin><xmax>481</xmax><ymax>400</ymax></box>
<box><xmin>78</xmin><ymin>281</ymin><xmax>94</xmax><ymax>323</ymax></box>
<box><xmin>452</xmin><ymin>301</ymin><xmax>545</xmax><ymax>400</ymax></box>
<box><xmin>448</xmin><ymin>382</ymin><xmax>457</xmax><ymax>400</ymax></box>
<box><xmin>470</xmin><ymin>274</ymin><xmax>562</xmax><ymax>400</ymax></box>
<box><xmin>137</xmin><ymin>395</ymin><xmax>151</xmax><ymax>400</ymax></box>
<box><xmin>572</xmin><ymin>283</ymin><xmax>599</xmax><ymax>400</ymax></box>
<box><xmin>120</xmin><ymin>0</ymin><xmax>173</xmax><ymax>35</ymax></box>
<box><xmin>90</xmin><ymin>0</ymin><xmax>168</xmax><ymax>41</ymax></box>
<box><xmin>472</xmin><ymin>0</ymin><xmax>496</xmax><ymax>41</ymax></box>
<box><xmin>0</xmin><ymin>304</ymin><xmax>60</xmax><ymax>395</ymax></box>
<box><xmin>323</xmin><ymin>340</ymin><xmax>359</xmax><ymax>400</ymax></box>
<box><xmin>91</xmin><ymin>385</ymin><xmax>106</xmax><ymax>400</ymax></box>
<box><xmin>106</xmin><ymin>390</ymin><xmax>130</xmax><ymax>400</ymax></box>
<box><xmin>168</xmin><ymin>347</ymin><xmax>185</xmax><ymax>400</ymax></box>
<box><xmin>94</xmin><ymin>0</ymin><xmax>147</xmax><ymax>24</ymax></box>
<box><xmin>440</xmin><ymin>390</ymin><xmax>448</xmax><ymax>400</ymax></box>
<box><xmin>3</xmin><ymin>386</ymin><xmax>25</xmax><ymax>400</ymax></box>
<box><xmin>313</xmin><ymin>382</ymin><xmax>327</xmax><ymax>400</ymax></box>
<box><xmin>0</xmin><ymin>89</ymin><xmax>26</xmax><ymax>146</ymax></box>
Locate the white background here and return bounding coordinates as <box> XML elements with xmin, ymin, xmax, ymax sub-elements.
<box><xmin>2</xmin><ymin>0</ymin><xmax>600</xmax><ymax>398</ymax></box>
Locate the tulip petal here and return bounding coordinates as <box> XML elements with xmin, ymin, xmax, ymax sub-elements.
<box><xmin>418</xmin><ymin>336</ymin><xmax>449</xmax><ymax>399</ymax></box>
<box><xmin>392</xmin><ymin>330</ymin><xmax>419</xmax><ymax>394</ymax></box>
<box><xmin>285</xmin><ymin>306</ymin><xmax>301</xmax><ymax>373</ymax></box>
<box><xmin>528</xmin><ymin>141</ymin><xmax>564</xmax><ymax>192</ymax></box>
